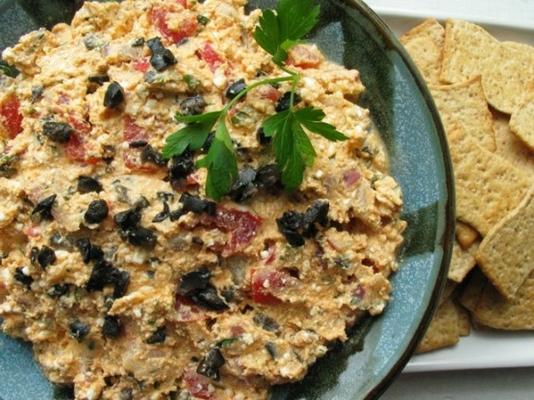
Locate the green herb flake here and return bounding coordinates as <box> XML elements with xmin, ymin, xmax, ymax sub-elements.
<box><xmin>197</xmin><ymin>15</ymin><xmax>210</xmax><ymax>26</ymax></box>
<box><xmin>216</xmin><ymin>337</ymin><xmax>238</xmax><ymax>348</ymax></box>
<box><xmin>0</xmin><ymin>60</ymin><xmax>20</xmax><ymax>78</ymax></box>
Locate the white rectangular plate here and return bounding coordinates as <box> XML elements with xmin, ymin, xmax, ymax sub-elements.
<box><xmin>363</xmin><ymin>0</ymin><xmax>534</xmax><ymax>373</ymax></box>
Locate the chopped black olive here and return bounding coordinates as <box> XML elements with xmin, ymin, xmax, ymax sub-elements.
<box><xmin>253</xmin><ymin>313</ymin><xmax>280</xmax><ymax>333</ymax></box>
<box><xmin>202</xmin><ymin>132</ymin><xmax>215</xmax><ymax>152</ymax></box>
<box><xmin>69</xmin><ymin>320</ymin><xmax>90</xmax><ymax>342</ymax></box>
<box><xmin>14</xmin><ymin>267</ymin><xmax>33</xmax><ymax>288</ymax></box>
<box><xmin>76</xmin><ymin>238</ymin><xmax>104</xmax><ymax>264</ymax></box>
<box><xmin>0</xmin><ymin>154</ymin><xmax>17</xmax><ymax>177</ymax></box>
<box><xmin>47</xmin><ymin>283</ymin><xmax>70</xmax><ymax>298</ymax></box>
<box><xmin>84</xmin><ymin>200</ymin><xmax>109</xmax><ymax>224</ymax></box>
<box><xmin>152</xmin><ymin>202</ymin><xmax>170</xmax><ymax>223</ymax></box>
<box><xmin>302</xmin><ymin>200</ymin><xmax>329</xmax><ymax>237</ymax></box>
<box><xmin>179</xmin><ymin>267</ymin><xmax>211</xmax><ymax>296</ymax></box>
<box><xmin>42</xmin><ymin>121</ymin><xmax>74</xmax><ymax>143</ymax></box>
<box><xmin>78</xmin><ymin>175</ymin><xmax>103</xmax><ymax>194</ymax></box>
<box><xmin>104</xmin><ymin>81</ymin><xmax>125</xmax><ymax>109</ymax></box>
<box><xmin>180</xmin><ymin>193</ymin><xmax>216</xmax><ymax>215</ymax></box>
<box><xmin>256</xmin><ymin>127</ymin><xmax>271</xmax><ymax>145</ymax></box>
<box><xmin>129</xmin><ymin>140</ymin><xmax>148</xmax><ymax>148</ymax></box>
<box><xmin>31</xmin><ymin>194</ymin><xmax>57</xmax><ymax>220</ymax></box>
<box><xmin>179</xmin><ymin>95</ymin><xmax>207</xmax><ymax>116</ymax></box>
<box><xmin>191</xmin><ymin>285</ymin><xmax>228</xmax><ymax>311</ymax></box>
<box><xmin>114</xmin><ymin>208</ymin><xmax>142</xmax><ymax>231</ymax></box>
<box><xmin>255</xmin><ymin>164</ymin><xmax>281</xmax><ymax>191</ymax></box>
<box><xmin>126</xmin><ymin>227</ymin><xmax>157</xmax><ymax>249</ymax></box>
<box><xmin>157</xmin><ymin>191</ymin><xmax>175</xmax><ymax>202</ymax></box>
<box><xmin>169</xmin><ymin>209</ymin><xmax>185</xmax><ymax>222</ymax></box>
<box><xmin>88</xmin><ymin>74</ymin><xmax>110</xmax><ymax>85</ymax></box>
<box><xmin>102</xmin><ymin>315</ymin><xmax>122</xmax><ymax>338</ymax></box>
<box><xmin>197</xmin><ymin>348</ymin><xmax>225</xmax><ymax>380</ymax></box>
<box><xmin>265</xmin><ymin>342</ymin><xmax>277</xmax><ymax>359</ymax></box>
<box><xmin>37</xmin><ymin>246</ymin><xmax>56</xmax><ymax>269</ymax></box>
<box><xmin>131</xmin><ymin>37</ymin><xmax>145</xmax><ymax>47</ymax></box>
<box><xmin>147</xmin><ymin>37</ymin><xmax>177</xmax><ymax>72</ymax></box>
<box><xmin>135</xmin><ymin>196</ymin><xmax>150</xmax><ymax>209</ymax></box>
<box><xmin>276</xmin><ymin>211</ymin><xmax>305</xmax><ymax>247</ymax></box>
<box><xmin>30</xmin><ymin>247</ymin><xmax>39</xmax><ymax>266</ymax></box>
<box><xmin>146</xmin><ymin>326</ymin><xmax>166</xmax><ymax>344</ymax></box>
<box><xmin>168</xmin><ymin>151</ymin><xmax>194</xmax><ymax>181</ymax></box>
<box><xmin>141</xmin><ymin>145</ymin><xmax>166</xmax><ymax>166</ymax></box>
<box><xmin>120</xmin><ymin>388</ymin><xmax>134</xmax><ymax>400</ymax></box>
<box><xmin>109</xmin><ymin>269</ymin><xmax>130</xmax><ymax>298</ymax></box>
<box><xmin>31</xmin><ymin>86</ymin><xmax>44</xmax><ymax>103</ymax></box>
<box><xmin>229</xmin><ymin>166</ymin><xmax>257</xmax><ymax>202</ymax></box>
<box><xmin>197</xmin><ymin>15</ymin><xmax>210</xmax><ymax>25</ymax></box>
<box><xmin>225</xmin><ymin>79</ymin><xmax>247</xmax><ymax>100</ymax></box>
<box><xmin>86</xmin><ymin>260</ymin><xmax>112</xmax><ymax>292</ymax></box>
<box><xmin>275</xmin><ymin>91</ymin><xmax>302</xmax><ymax>112</ymax></box>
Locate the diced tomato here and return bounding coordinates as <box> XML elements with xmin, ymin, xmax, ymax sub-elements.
<box><xmin>287</xmin><ymin>45</ymin><xmax>322</xmax><ymax>69</ymax></box>
<box><xmin>68</xmin><ymin>115</ymin><xmax>91</xmax><ymax>135</ymax></box>
<box><xmin>0</xmin><ymin>94</ymin><xmax>23</xmax><ymax>139</ymax></box>
<box><xmin>185</xmin><ymin>173</ymin><xmax>200</xmax><ymax>187</ymax></box>
<box><xmin>64</xmin><ymin>133</ymin><xmax>99</xmax><ymax>164</ymax></box>
<box><xmin>23</xmin><ymin>225</ymin><xmax>41</xmax><ymax>238</ymax></box>
<box><xmin>175</xmin><ymin>295</ymin><xmax>206</xmax><ymax>322</ymax></box>
<box><xmin>123</xmin><ymin>148</ymin><xmax>158</xmax><ymax>173</ymax></box>
<box><xmin>183</xmin><ymin>370</ymin><xmax>213</xmax><ymax>399</ymax></box>
<box><xmin>197</xmin><ymin>43</ymin><xmax>223</xmax><ymax>72</ymax></box>
<box><xmin>342</xmin><ymin>169</ymin><xmax>360</xmax><ymax>187</ymax></box>
<box><xmin>176</xmin><ymin>0</ymin><xmax>187</xmax><ymax>8</ymax></box>
<box><xmin>150</xmin><ymin>8</ymin><xmax>198</xmax><ymax>44</ymax></box>
<box><xmin>251</xmin><ymin>268</ymin><xmax>294</xmax><ymax>305</ymax></box>
<box><xmin>258</xmin><ymin>85</ymin><xmax>281</xmax><ymax>102</ymax></box>
<box><xmin>123</xmin><ymin>116</ymin><xmax>148</xmax><ymax>143</ymax></box>
<box><xmin>264</xmin><ymin>243</ymin><xmax>276</xmax><ymax>265</ymax></box>
<box><xmin>133</xmin><ymin>58</ymin><xmax>150</xmax><ymax>73</ymax></box>
<box><xmin>58</xmin><ymin>93</ymin><xmax>70</xmax><ymax>105</ymax></box>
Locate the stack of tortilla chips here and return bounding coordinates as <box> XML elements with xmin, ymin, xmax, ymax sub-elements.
<box><xmin>400</xmin><ymin>19</ymin><xmax>534</xmax><ymax>353</ymax></box>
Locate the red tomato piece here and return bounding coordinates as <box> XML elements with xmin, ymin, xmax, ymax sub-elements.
<box><xmin>68</xmin><ymin>115</ymin><xmax>91</xmax><ymax>135</ymax></box>
<box><xmin>123</xmin><ymin>148</ymin><xmax>158</xmax><ymax>173</ymax></box>
<box><xmin>0</xmin><ymin>94</ymin><xmax>23</xmax><ymax>139</ymax></box>
<box><xmin>258</xmin><ymin>85</ymin><xmax>281</xmax><ymax>102</ymax></box>
<box><xmin>214</xmin><ymin>207</ymin><xmax>262</xmax><ymax>255</ymax></box>
<box><xmin>183</xmin><ymin>370</ymin><xmax>213</xmax><ymax>399</ymax></box>
<box><xmin>150</xmin><ymin>8</ymin><xmax>198</xmax><ymax>44</ymax></box>
<box><xmin>133</xmin><ymin>58</ymin><xmax>150</xmax><ymax>73</ymax></box>
<box><xmin>287</xmin><ymin>45</ymin><xmax>322</xmax><ymax>69</ymax></box>
<box><xmin>197</xmin><ymin>43</ymin><xmax>223</xmax><ymax>72</ymax></box>
<box><xmin>123</xmin><ymin>116</ymin><xmax>148</xmax><ymax>143</ymax></box>
<box><xmin>175</xmin><ymin>295</ymin><xmax>206</xmax><ymax>322</ymax></box>
<box><xmin>23</xmin><ymin>225</ymin><xmax>41</xmax><ymax>238</ymax></box>
<box><xmin>342</xmin><ymin>169</ymin><xmax>360</xmax><ymax>187</ymax></box>
<box><xmin>176</xmin><ymin>0</ymin><xmax>187</xmax><ymax>8</ymax></box>
<box><xmin>251</xmin><ymin>268</ymin><xmax>294</xmax><ymax>305</ymax></box>
<box><xmin>64</xmin><ymin>133</ymin><xmax>99</xmax><ymax>164</ymax></box>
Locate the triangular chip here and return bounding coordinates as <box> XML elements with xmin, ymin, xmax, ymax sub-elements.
<box><xmin>448</xmin><ymin>125</ymin><xmax>531</xmax><ymax>235</ymax></box>
<box><xmin>440</xmin><ymin>279</ymin><xmax>458</xmax><ymax>305</ymax></box>
<box><xmin>472</xmin><ymin>272</ymin><xmax>534</xmax><ymax>330</ymax></box>
<box><xmin>456</xmin><ymin>303</ymin><xmax>471</xmax><ymax>337</ymax></box>
<box><xmin>440</xmin><ymin>19</ymin><xmax>498</xmax><ymax>84</ymax></box>
<box><xmin>400</xmin><ymin>18</ymin><xmax>445</xmax><ymax>84</ymax></box>
<box><xmin>476</xmin><ymin>187</ymin><xmax>534</xmax><ymax>299</ymax></box>
<box><xmin>493</xmin><ymin>112</ymin><xmax>534</xmax><ymax>174</ymax></box>
<box><xmin>455</xmin><ymin>220</ymin><xmax>479</xmax><ymax>249</ymax></box>
<box><xmin>460</xmin><ymin>268</ymin><xmax>488</xmax><ymax>312</ymax></box>
<box><xmin>510</xmin><ymin>81</ymin><xmax>534</xmax><ymax>151</ymax></box>
<box><xmin>449</xmin><ymin>239</ymin><xmax>478</xmax><ymax>283</ymax></box>
<box><xmin>416</xmin><ymin>299</ymin><xmax>460</xmax><ymax>353</ymax></box>
<box><xmin>430</xmin><ymin>76</ymin><xmax>496</xmax><ymax>151</ymax></box>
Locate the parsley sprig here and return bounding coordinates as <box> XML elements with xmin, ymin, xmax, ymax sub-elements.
<box><xmin>162</xmin><ymin>0</ymin><xmax>348</xmax><ymax>200</ymax></box>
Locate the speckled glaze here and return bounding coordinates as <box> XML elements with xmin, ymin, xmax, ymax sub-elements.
<box><xmin>0</xmin><ymin>0</ymin><xmax>454</xmax><ymax>399</ymax></box>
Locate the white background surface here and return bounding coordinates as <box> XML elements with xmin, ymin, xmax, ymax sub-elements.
<box><xmin>363</xmin><ymin>0</ymin><xmax>534</xmax><ymax>398</ymax></box>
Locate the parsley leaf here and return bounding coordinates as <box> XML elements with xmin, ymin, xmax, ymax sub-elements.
<box><xmin>196</xmin><ymin>121</ymin><xmax>238</xmax><ymax>200</ymax></box>
<box><xmin>254</xmin><ymin>0</ymin><xmax>320</xmax><ymax>65</ymax></box>
<box><xmin>0</xmin><ymin>60</ymin><xmax>20</xmax><ymax>78</ymax></box>
<box><xmin>161</xmin><ymin>112</ymin><xmax>220</xmax><ymax>159</ymax></box>
<box><xmin>263</xmin><ymin>107</ymin><xmax>347</xmax><ymax>190</ymax></box>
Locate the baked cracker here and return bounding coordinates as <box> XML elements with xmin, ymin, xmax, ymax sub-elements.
<box><xmin>460</xmin><ymin>268</ymin><xmax>488</xmax><ymax>312</ymax></box>
<box><xmin>416</xmin><ymin>299</ymin><xmax>460</xmax><ymax>353</ymax></box>
<box><xmin>430</xmin><ymin>76</ymin><xmax>496</xmax><ymax>151</ymax></box>
<box><xmin>456</xmin><ymin>303</ymin><xmax>471</xmax><ymax>337</ymax></box>
<box><xmin>448</xmin><ymin>125</ymin><xmax>531</xmax><ymax>236</ymax></box>
<box><xmin>449</xmin><ymin>239</ymin><xmax>478</xmax><ymax>283</ymax></box>
<box><xmin>493</xmin><ymin>111</ymin><xmax>534</xmax><ymax>174</ymax></box>
<box><xmin>455</xmin><ymin>221</ymin><xmax>480</xmax><ymax>249</ymax></box>
<box><xmin>476</xmin><ymin>186</ymin><xmax>534</xmax><ymax>299</ymax></box>
<box><xmin>400</xmin><ymin>18</ymin><xmax>445</xmax><ymax>84</ymax></box>
<box><xmin>440</xmin><ymin>280</ymin><xmax>458</xmax><ymax>305</ymax></box>
<box><xmin>510</xmin><ymin>81</ymin><xmax>534</xmax><ymax>151</ymax></box>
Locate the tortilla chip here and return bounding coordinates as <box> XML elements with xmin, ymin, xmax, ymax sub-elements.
<box><xmin>400</xmin><ymin>19</ymin><xmax>445</xmax><ymax>84</ymax></box>
<box><xmin>430</xmin><ymin>76</ymin><xmax>496</xmax><ymax>151</ymax></box>
<box><xmin>460</xmin><ymin>268</ymin><xmax>488</xmax><ymax>312</ymax></box>
<box><xmin>449</xmin><ymin>239</ymin><xmax>478</xmax><ymax>283</ymax></box>
<box><xmin>440</xmin><ymin>19</ymin><xmax>498</xmax><ymax>84</ymax></box>
<box><xmin>493</xmin><ymin>111</ymin><xmax>534</xmax><ymax>174</ymax></box>
<box><xmin>456</xmin><ymin>303</ymin><xmax>471</xmax><ymax>336</ymax></box>
<box><xmin>510</xmin><ymin>81</ymin><xmax>534</xmax><ymax>151</ymax></box>
<box><xmin>448</xmin><ymin>125</ymin><xmax>532</xmax><ymax>236</ymax></box>
<box><xmin>440</xmin><ymin>280</ymin><xmax>458</xmax><ymax>305</ymax></box>
<box><xmin>472</xmin><ymin>272</ymin><xmax>534</xmax><ymax>330</ymax></box>
<box><xmin>476</xmin><ymin>187</ymin><xmax>534</xmax><ymax>299</ymax></box>
<box><xmin>481</xmin><ymin>43</ymin><xmax>534</xmax><ymax>114</ymax></box>
<box><xmin>455</xmin><ymin>221</ymin><xmax>480</xmax><ymax>249</ymax></box>
<box><xmin>416</xmin><ymin>299</ymin><xmax>460</xmax><ymax>353</ymax></box>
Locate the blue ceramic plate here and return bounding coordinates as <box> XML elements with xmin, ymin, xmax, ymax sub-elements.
<box><xmin>0</xmin><ymin>0</ymin><xmax>454</xmax><ymax>399</ymax></box>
